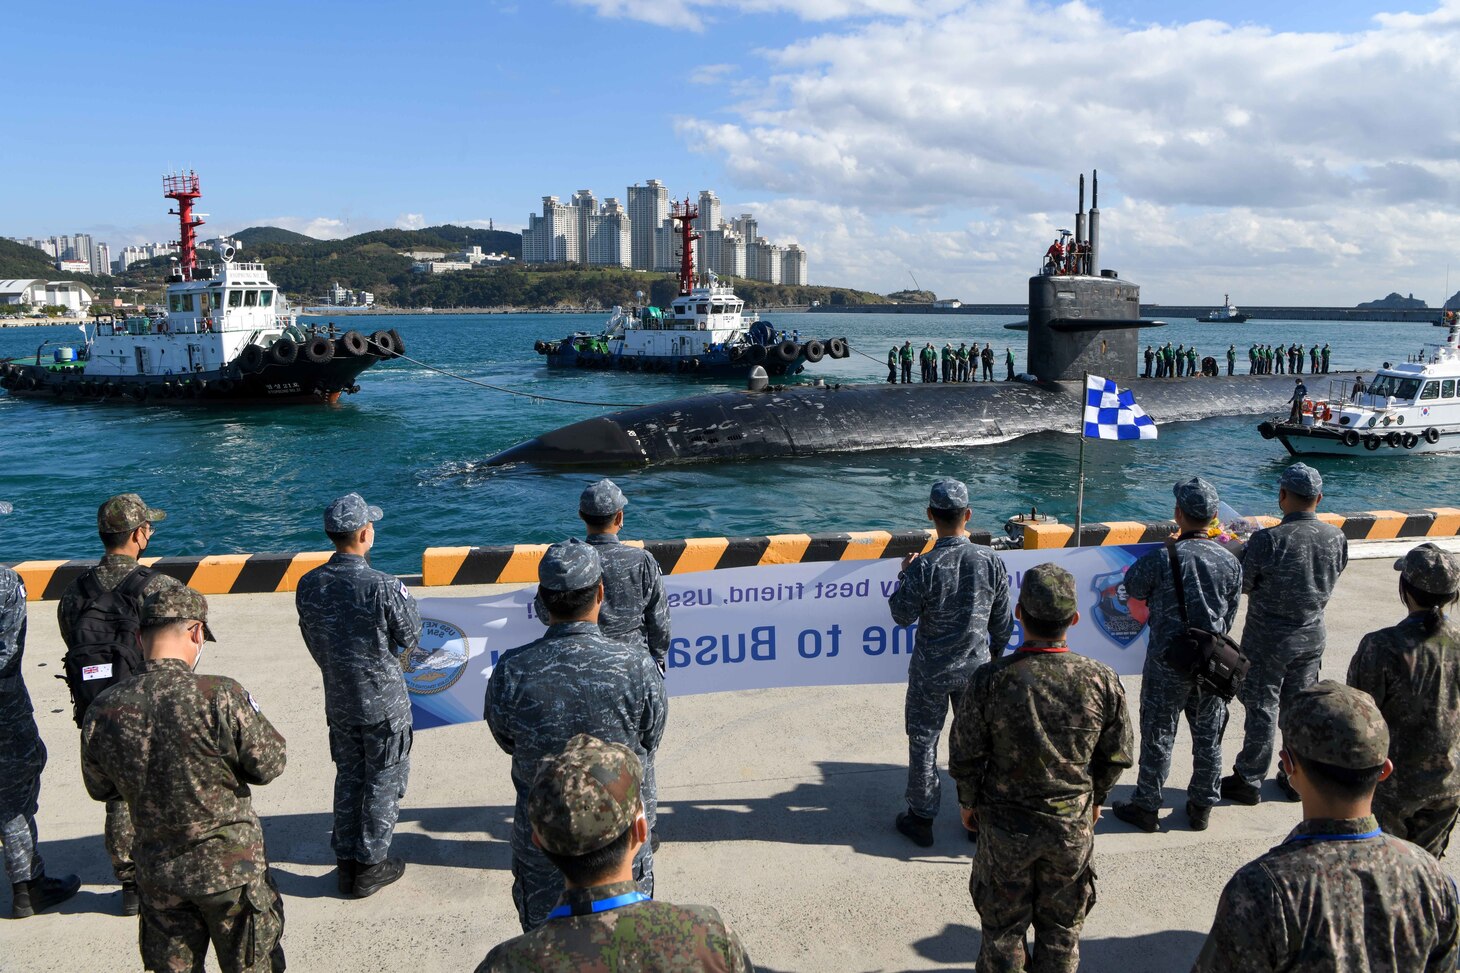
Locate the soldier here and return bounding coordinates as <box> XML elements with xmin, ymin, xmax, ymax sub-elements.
<box><xmin>1310</xmin><ymin>343</ymin><xmax>1320</xmax><ymax>373</ymax></box>
<box><xmin>1248</xmin><ymin>344</ymin><xmax>1257</xmax><ymax>375</ymax></box>
<box><xmin>981</xmin><ymin>343</ymin><xmax>995</xmax><ymax>381</ymax></box>
<box><xmin>1222</xmin><ymin>463</ymin><xmax>1348</xmax><ymax>806</ymax></box>
<box><xmin>1186</xmin><ymin>345</ymin><xmax>1197</xmax><ymax>377</ymax></box>
<box><xmin>1174</xmin><ymin>344</ymin><xmax>1185</xmax><ymax>378</ymax></box>
<box><xmin>886</xmin><ymin>346</ymin><xmax>898</xmax><ymax>383</ymax></box>
<box><xmin>899</xmin><ymin>340</ymin><xmax>913</xmax><ymax>383</ymax></box>
<box><xmin>296</xmin><ymin>493</ymin><xmax>422</xmax><ymax>898</ymax></box>
<box><xmin>81</xmin><ymin>586</ymin><xmax>287</xmax><ymax>973</ymax></box>
<box><xmin>1</xmin><ymin>502</ymin><xmax>81</xmax><ymax>919</ymax></box>
<box><xmin>949</xmin><ymin>564</ymin><xmax>1133</xmax><ymax>972</ymax></box>
<box><xmin>1005</xmin><ymin>347</ymin><xmax>1015</xmax><ymax>381</ymax></box>
<box><xmin>920</xmin><ymin>342</ymin><xmax>937</xmax><ymax>382</ymax></box>
<box><xmin>941</xmin><ymin>342</ymin><xmax>954</xmax><ymax>383</ymax></box>
<box><xmin>888</xmin><ymin>479</ymin><xmax>1013</xmax><ymax>846</ymax></box>
<box><xmin>56</xmin><ymin>492</ymin><xmax>183</xmax><ymax>916</ymax></box>
<box><xmin>1227</xmin><ymin>344</ymin><xmax>1236</xmax><ymax>377</ymax></box>
<box><xmin>486</xmin><ymin>540</ymin><xmax>667</xmax><ymax>930</ymax></box>
<box><xmin>475</xmin><ymin>735</ymin><xmax>752</xmax><ymax>972</ymax></box>
<box><xmin>1144</xmin><ymin>345</ymin><xmax>1154</xmax><ymax>378</ymax></box>
<box><xmin>1193</xmin><ymin>682</ymin><xmax>1460</xmax><ymax>971</ymax></box>
<box><xmin>956</xmin><ymin>343</ymin><xmax>970</xmax><ymax>382</ymax></box>
<box><xmin>1347</xmin><ymin>544</ymin><xmax>1460</xmax><ymax>858</ymax></box>
<box><xmin>1113</xmin><ymin>478</ymin><xmax>1241</xmax><ymax>832</ymax></box>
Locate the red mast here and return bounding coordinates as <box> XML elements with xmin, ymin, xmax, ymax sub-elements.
<box><xmin>163</xmin><ymin>171</ymin><xmax>205</xmax><ymax>281</ymax></box>
<box><xmin>670</xmin><ymin>197</ymin><xmax>701</xmax><ymax>296</ymax></box>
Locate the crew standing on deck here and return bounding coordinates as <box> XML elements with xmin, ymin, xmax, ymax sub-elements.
<box><xmin>1227</xmin><ymin>344</ymin><xmax>1236</xmax><ymax>377</ymax></box>
<box><xmin>1175</xmin><ymin>344</ymin><xmax>1185</xmax><ymax>378</ymax></box>
<box><xmin>900</xmin><ymin>341</ymin><xmax>913</xmax><ymax>384</ymax></box>
<box><xmin>887</xmin><ymin>346</ymin><xmax>898</xmax><ymax>383</ymax></box>
<box><xmin>1222</xmin><ymin>464</ymin><xmax>1348</xmax><ymax>806</ymax></box>
<box><xmin>1005</xmin><ymin>347</ymin><xmax>1015</xmax><ymax>381</ymax></box>
<box><xmin>921</xmin><ymin>342</ymin><xmax>937</xmax><ymax>383</ymax></box>
<box><xmin>1322</xmin><ymin>343</ymin><xmax>1331</xmax><ymax>373</ymax></box>
<box><xmin>1248</xmin><ymin>345</ymin><xmax>1257</xmax><ymax>375</ymax></box>
<box><xmin>296</xmin><ymin>493</ymin><xmax>422</xmax><ymax>899</ymax></box>
<box><xmin>949</xmin><ymin>564</ymin><xmax>1133</xmax><ymax>972</ymax></box>
<box><xmin>968</xmin><ymin>343</ymin><xmax>981</xmax><ymax>382</ymax></box>
<box><xmin>981</xmin><ymin>344</ymin><xmax>995</xmax><ymax>381</ymax></box>
<box><xmin>941</xmin><ymin>343</ymin><xmax>954</xmax><ymax>383</ymax></box>
<box><xmin>1</xmin><ymin>502</ymin><xmax>81</xmax><ymax>919</ymax></box>
<box><xmin>1144</xmin><ymin>346</ymin><xmax>1154</xmax><ymax>378</ymax></box>
<box><xmin>1288</xmin><ymin>378</ymin><xmax>1308</xmax><ymax>423</ymax></box>
<box><xmin>1347</xmin><ymin>544</ymin><xmax>1460</xmax><ymax>859</ymax></box>
<box><xmin>887</xmin><ymin>479</ymin><xmax>1013</xmax><ymax>847</ymax></box>
<box><xmin>957</xmin><ymin>343</ymin><xmax>970</xmax><ymax>382</ymax></box>
<box><xmin>1114</xmin><ymin>478</ymin><xmax>1242</xmax><ymax>833</ymax></box>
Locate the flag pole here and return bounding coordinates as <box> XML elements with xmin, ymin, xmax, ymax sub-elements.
<box><xmin>1075</xmin><ymin>371</ymin><xmax>1087</xmax><ymax>548</ymax></box>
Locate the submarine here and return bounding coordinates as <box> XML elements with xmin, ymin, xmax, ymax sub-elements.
<box><xmin>488</xmin><ymin>173</ymin><xmax>1339</xmax><ymax>468</ymax></box>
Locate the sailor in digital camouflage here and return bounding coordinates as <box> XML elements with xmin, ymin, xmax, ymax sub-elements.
<box><xmin>888</xmin><ymin>478</ymin><xmax>1013</xmax><ymax>847</ymax></box>
<box><xmin>1223</xmin><ymin>463</ymin><xmax>1348</xmax><ymax>806</ymax></box>
<box><xmin>486</xmin><ymin>539</ymin><xmax>669</xmax><ymax>931</ymax></box>
<box><xmin>476</xmin><ymin>734</ymin><xmax>752</xmax><ymax>973</ymax></box>
<box><xmin>81</xmin><ymin>585</ymin><xmax>288</xmax><ymax>973</ymax></box>
<box><xmin>1194</xmin><ymin>681</ymin><xmax>1460</xmax><ymax>971</ymax></box>
<box><xmin>1347</xmin><ymin>543</ymin><xmax>1460</xmax><ymax>858</ymax></box>
<box><xmin>296</xmin><ymin>492</ymin><xmax>422</xmax><ymax>898</ymax></box>
<box><xmin>1114</xmin><ymin>477</ymin><xmax>1241</xmax><ymax>834</ymax></box>
<box><xmin>56</xmin><ymin>491</ymin><xmax>182</xmax><ymax>914</ymax></box>
<box><xmin>1</xmin><ymin>502</ymin><xmax>81</xmax><ymax>919</ymax></box>
<box><xmin>950</xmin><ymin>563</ymin><xmax>1133</xmax><ymax>972</ymax></box>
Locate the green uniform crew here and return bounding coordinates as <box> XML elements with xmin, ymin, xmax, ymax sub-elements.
<box><xmin>899</xmin><ymin>341</ymin><xmax>913</xmax><ymax>383</ymax></box>
<box><xmin>1005</xmin><ymin>347</ymin><xmax>1015</xmax><ymax>380</ymax></box>
<box><xmin>920</xmin><ymin>342</ymin><xmax>937</xmax><ymax>382</ymax></box>
<box><xmin>82</xmin><ymin>586</ymin><xmax>287</xmax><ymax>973</ymax></box>
<box><xmin>1186</xmin><ymin>346</ymin><xmax>1197</xmax><ymax>375</ymax></box>
<box><xmin>956</xmin><ymin>344</ymin><xmax>970</xmax><ymax>382</ymax></box>
<box><xmin>476</xmin><ymin>735</ymin><xmax>752</xmax><ymax>972</ymax></box>
<box><xmin>1321</xmin><ymin>343</ymin><xmax>1331</xmax><ymax>373</ymax></box>
<box><xmin>1226</xmin><ymin>344</ymin><xmax>1236</xmax><ymax>376</ymax></box>
<box><xmin>1194</xmin><ymin>682</ymin><xmax>1460</xmax><ymax>971</ymax></box>
<box><xmin>941</xmin><ymin>343</ymin><xmax>954</xmax><ymax>382</ymax></box>
<box><xmin>1347</xmin><ymin>544</ymin><xmax>1460</xmax><ymax>858</ymax></box>
<box><xmin>887</xmin><ymin>347</ymin><xmax>898</xmax><ymax>383</ymax></box>
<box><xmin>950</xmin><ymin>564</ymin><xmax>1133</xmax><ymax>972</ymax></box>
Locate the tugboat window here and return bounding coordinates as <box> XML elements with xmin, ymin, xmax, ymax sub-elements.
<box><xmin>1444</xmin><ymin>380</ymin><xmax>1455</xmax><ymax>398</ymax></box>
<box><xmin>208</xmin><ymin>289</ymin><xmax>223</xmax><ymax>310</ymax></box>
<box><xmin>1367</xmin><ymin>375</ymin><xmax>1421</xmax><ymax>400</ymax></box>
<box><xmin>228</xmin><ymin>290</ymin><xmax>243</xmax><ymax>308</ymax></box>
<box><xmin>244</xmin><ymin>290</ymin><xmax>259</xmax><ymax>307</ymax></box>
<box><xmin>1421</xmin><ymin>381</ymin><xmax>1440</xmax><ymax>400</ymax></box>
<box><xmin>260</xmin><ymin>291</ymin><xmax>274</xmax><ymax>308</ymax></box>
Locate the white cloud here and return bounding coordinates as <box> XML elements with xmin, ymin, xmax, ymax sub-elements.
<box><xmin>395</xmin><ymin>213</ymin><xmax>427</xmax><ymax>230</ymax></box>
<box><xmin>251</xmin><ymin>216</ymin><xmax>352</xmax><ymax>240</ymax></box>
<box><xmin>567</xmin><ymin>0</ymin><xmax>961</xmax><ymax>31</ymax></box>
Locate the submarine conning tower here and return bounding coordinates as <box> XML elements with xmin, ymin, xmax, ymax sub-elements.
<box><xmin>1024</xmin><ymin>170</ymin><xmax>1150</xmax><ymax>383</ymax></box>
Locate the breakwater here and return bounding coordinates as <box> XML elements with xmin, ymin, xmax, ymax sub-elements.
<box><xmin>814</xmin><ymin>304</ymin><xmax>1444</xmax><ymax>323</ymax></box>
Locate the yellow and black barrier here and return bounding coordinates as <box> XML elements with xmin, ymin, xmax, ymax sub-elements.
<box><xmin>422</xmin><ymin>527</ymin><xmax>995</xmax><ymax>587</ymax></box>
<box><xmin>1022</xmin><ymin>507</ymin><xmax>1460</xmax><ymax>550</ymax></box>
<box><xmin>9</xmin><ymin>552</ymin><xmax>333</xmax><ymax>602</ymax></box>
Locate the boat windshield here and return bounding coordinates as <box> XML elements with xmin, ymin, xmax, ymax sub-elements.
<box><xmin>1367</xmin><ymin>374</ymin><xmax>1422</xmax><ymax>400</ymax></box>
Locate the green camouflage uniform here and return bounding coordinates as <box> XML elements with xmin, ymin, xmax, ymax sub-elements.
<box><xmin>0</xmin><ymin>566</ymin><xmax>48</xmax><ymax>885</ymax></box>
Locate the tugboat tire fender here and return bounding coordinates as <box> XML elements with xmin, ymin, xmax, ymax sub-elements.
<box><xmin>1257</xmin><ymin>421</ymin><xmax>1275</xmax><ymax>440</ymax></box>
<box><xmin>775</xmin><ymin>340</ymin><xmax>799</xmax><ymax>364</ymax></box>
<box><xmin>1385</xmin><ymin>431</ymin><xmax>1401</xmax><ymax>448</ymax></box>
<box><xmin>749</xmin><ymin>345</ymin><xmax>768</xmax><ymax>364</ymax></box>
<box><xmin>339</xmin><ymin>331</ymin><xmax>370</xmax><ymax>357</ymax></box>
<box><xmin>1341</xmin><ymin>430</ymin><xmax>1360</xmax><ymax>448</ymax></box>
<box><xmin>239</xmin><ymin>344</ymin><xmax>266</xmax><ymax>372</ymax></box>
<box><xmin>216</xmin><ymin>379</ymin><xmax>235</xmax><ymax>394</ymax></box>
<box><xmin>304</xmin><ymin>337</ymin><xmax>335</xmax><ymax>364</ymax></box>
<box><xmin>1402</xmin><ymin>432</ymin><xmax>1419</xmax><ymax>449</ymax></box>
<box><xmin>270</xmin><ymin>339</ymin><xmax>299</xmax><ymax>366</ymax></box>
<box><xmin>534</xmin><ymin>340</ymin><xmax>547</xmax><ymax>354</ymax></box>
<box><xmin>803</xmin><ymin>340</ymin><xmax>825</xmax><ymax>363</ymax></box>
<box><xmin>828</xmin><ymin>337</ymin><xmax>848</xmax><ymax>359</ymax></box>
<box><xmin>1425</xmin><ymin>427</ymin><xmax>1441</xmax><ymax>444</ymax></box>
<box><xmin>388</xmin><ymin>329</ymin><xmax>406</xmax><ymax>357</ymax></box>
<box><xmin>369</xmin><ymin>330</ymin><xmax>398</xmax><ymax>358</ymax></box>
<box><xmin>1363</xmin><ymin>434</ymin><xmax>1381</xmax><ymax>450</ymax></box>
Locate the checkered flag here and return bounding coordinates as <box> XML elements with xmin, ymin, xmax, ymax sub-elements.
<box><xmin>1083</xmin><ymin>374</ymin><xmax>1157</xmax><ymax>440</ymax></box>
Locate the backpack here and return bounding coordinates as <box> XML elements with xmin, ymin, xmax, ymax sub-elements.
<box><xmin>1162</xmin><ymin>541</ymin><xmax>1250</xmax><ymax>701</ymax></box>
<box><xmin>60</xmin><ymin>567</ymin><xmax>153</xmax><ymax>726</ymax></box>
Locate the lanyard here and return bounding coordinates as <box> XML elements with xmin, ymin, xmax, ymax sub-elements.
<box><xmin>546</xmin><ymin>890</ymin><xmax>648</xmax><ymax>920</ymax></box>
<box><xmin>1284</xmin><ymin>828</ymin><xmax>1382</xmax><ymax>845</ymax></box>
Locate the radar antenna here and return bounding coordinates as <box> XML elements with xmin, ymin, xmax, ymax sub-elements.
<box><xmin>163</xmin><ymin>171</ymin><xmax>205</xmax><ymax>281</ymax></box>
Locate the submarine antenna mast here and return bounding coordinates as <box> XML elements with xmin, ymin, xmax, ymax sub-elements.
<box><xmin>1087</xmin><ymin>169</ymin><xmax>1099</xmax><ymax>277</ymax></box>
<box><xmin>671</xmin><ymin>197</ymin><xmax>701</xmax><ymax>297</ymax></box>
<box><xmin>164</xmin><ymin>170</ymin><xmax>204</xmax><ymax>282</ymax></box>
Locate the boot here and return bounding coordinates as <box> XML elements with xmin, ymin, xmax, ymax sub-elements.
<box><xmin>1220</xmin><ymin>774</ymin><xmax>1261</xmax><ymax>806</ymax></box>
<box><xmin>120</xmin><ymin>881</ymin><xmax>140</xmax><ymax>917</ymax></box>
<box><xmin>12</xmin><ymin>873</ymin><xmax>81</xmax><ymax>918</ymax></box>
<box><xmin>1112</xmin><ymin>801</ymin><xmax>1159</xmax><ymax>833</ymax></box>
<box><xmin>894</xmin><ymin>811</ymin><xmax>934</xmax><ymax>848</ymax></box>
<box><xmin>1186</xmin><ymin>802</ymin><xmax>1211</xmax><ymax>832</ymax></box>
<box><xmin>352</xmin><ymin>857</ymin><xmax>405</xmax><ymax>898</ymax></box>
<box><xmin>336</xmin><ymin>859</ymin><xmax>356</xmax><ymax>896</ymax></box>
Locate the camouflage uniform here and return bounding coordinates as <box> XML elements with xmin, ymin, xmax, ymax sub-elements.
<box><xmin>476</xmin><ymin>736</ymin><xmax>749</xmax><ymax>972</ymax></box>
<box><xmin>1122</xmin><ymin>479</ymin><xmax>1241</xmax><ymax>813</ymax></box>
<box><xmin>0</xmin><ymin>565</ymin><xmax>47</xmax><ymax>886</ymax></box>
<box><xmin>81</xmin><ymin>586</ymin><xmax>287</xmax><ymax>973</ymax></box>
<box><xmin>949</xmin><ymin>565</ymin><xmax>1134</xmax><ymax>973</ymax></box>
<box><xmin>1347</xmin><ymin>544</ymin><xmax>1460</xmax><ymax>858</ymax></box>
<box><xmin>486</xmin><ymin>541</ymin><xmax>669</xmax><ymax>931</ymax></box>
<box><xmin>889</xmin><ymin>480</ymin><xmax>1014</xmax><ymax>820</ymax></box>
<box><xmin>296</xmin><ymin>494</ymin><xmax>422</xmax><ymax>868</ymax></box>
<box><xmin>1231</xmin><ymin>465</ymin><xmax>1348</xmax><ymax>789</ymax></box>
<box><xmin>1194</xmin><ymin>682</ymin><xmax>1460</xmax><ymax>971</ymax></box>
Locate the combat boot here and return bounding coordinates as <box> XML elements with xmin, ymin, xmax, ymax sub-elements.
<box><xmin>120</xmin><ymin>881</ymin><xmax>139</xmax><ymax>917</ymax></box>
<box><xmin>336</xmin><ymin>859</ymin><xmax>356</xmax><ymax>896</ymax></box>
<box><xmin>1220</xmin><ymin>774</ymin><xmax>1261</xmax><ymax>806</ymax></box>
<box><xmin>1112</xmin><ymin>801</ymin><xmax>1159</xmax><ymax>833</ymax></box>
<box><xmin>895</xmin><ymin>811</ymin><xmax>934</xmax><ymax>848</ymax></box>
<box><xmin>1186</xmin><ymin>802</ymin><xmax>1211</xmax><ymax>831</ymax></box>
<box><xmin>352</xmin><ymin>857</ymin><xmax>405</xmax><ymax>898</ymax></box>
<box><xmin>11</xmin><ymin>873</ymin><xmax>81</xmax><ymax>918</ymax></box>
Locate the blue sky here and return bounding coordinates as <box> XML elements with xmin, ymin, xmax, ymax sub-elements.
<box><xmin>5</xmin><ymin>1</ymin><xmax>1457</xmax><ymax>304</ymax></box>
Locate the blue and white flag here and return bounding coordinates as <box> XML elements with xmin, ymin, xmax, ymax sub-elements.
<box><xmin>1083</xmin><ymin>374</ymin><xmax>1157</xmax><ymax>440</ymax></box>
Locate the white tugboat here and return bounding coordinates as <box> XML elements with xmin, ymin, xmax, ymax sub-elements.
<box><xmin>1198</xmin><ymin>294</ymin><xmax>1250</xmax><ymax>323</ymax></box>
<box><xmin>1259</xmin><ymin>325</ymin><xmax>1460</xmax><ymax>455</ymax></box>
<box><xmin>0</xmin><ymin>172</ymin><xmax>403</xmax><ymax>404</ymax></box>
<box><xmin>533</xmin><ymin>197</ymin><xmax>848</xmax><ymax>377</ymax></box>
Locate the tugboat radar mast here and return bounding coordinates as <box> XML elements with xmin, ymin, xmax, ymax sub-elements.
<box><xmin>164</xmin><ymin>171</ymin><xmax>205</xmax><ymax>281</ymax></box>
<box><xmin>671</xmin><ymin>197</ymin><xmax>702</xmax><ymax>297</ymax></box>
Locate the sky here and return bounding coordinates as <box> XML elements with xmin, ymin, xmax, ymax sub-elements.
<box><xmin>4</xmin><ymin>0</ymin><xmax>1457</xmax><ymax>305</ymax></box>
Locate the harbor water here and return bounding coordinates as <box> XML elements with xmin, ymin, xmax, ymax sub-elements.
<box><xmin>1</xmin><ymin>311</ymin><xmax>1452</xmax><ymax>575</ymax></box>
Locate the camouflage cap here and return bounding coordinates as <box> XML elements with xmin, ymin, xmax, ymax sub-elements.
<box><xmin>1172</xmin><ymin>477</ymin><xmax>1219</xmax><ymax>521</ymax></box>
<box><xmin>1394</xmin><ymin>542</ymin><xmax>1460</xmax><ymax>595</ymax></box>
<box><xmin>1281</xmin><ymin>681</ymin><xmax>1388</xmax><ymax>769</ymax></box>
<box><xmin>538</xmin><ymin>538</ymin><xmax>602</xmax><ymax>592</ymax></box>
<box><xmin>1019</xmin><ymin>563</ymin><xmax>1078</xmax><ymax>625</ymax></box>
<box><xmin>528</xmin><ymin>734</ymin><xmax>643</xmax><ymax>857</ymax></box>
<box><xmin>579</xmin><ymin>478</ymin><xmax>628</xmax><ymax>518</ymax></box>
<box><xmin>140</xmin><ymin>584</ymin><xmax>216</xmax><ymax>642</ymax></box>
<box><xmin>324</xmin><ymin>493</ymin><xmax>382</xmax><ymax>534</ymax></box>
<box><xmin>1279</xmin><ymin>462</ymin><xmax>1323</xmax><ymax>498</ymax></box>
<box><xmin>929</xmin><ymin>478</ymin><xmax>969</xmax><ymax>512</ymax></box>
<box><xmin>98</xmin><ymin>494</ymin><xmax>166</xmax><ymax>533</ymax></box>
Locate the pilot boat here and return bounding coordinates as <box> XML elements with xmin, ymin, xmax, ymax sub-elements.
<box><xmin>1199</xmin><ymin>295</ymin><xmax>1250</xmax><ymax>323</ymax></box>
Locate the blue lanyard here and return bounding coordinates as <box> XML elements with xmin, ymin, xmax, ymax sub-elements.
<box><xmin>547</xmin><ymin>890</ymin><xmax>648</xmax><ymax>920</ymax></box>
<box><xmin>1285</xmin><ymin>828</ymin><xmax>1382</xmax><ymax>845</ymax></box>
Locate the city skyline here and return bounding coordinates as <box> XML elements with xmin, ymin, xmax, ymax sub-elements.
<box><xmin>3</xmin><ymin>1</ymin><xmax>1456</xmax><ymax>305</ymax></box>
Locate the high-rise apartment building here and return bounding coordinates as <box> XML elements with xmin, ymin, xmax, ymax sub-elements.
<box><xmin>70</xmin><ymin>233</ymin><xmax>93</xmax><ymax>266</ymax></box>
<box><xmin>748</xmin><ymin>238</ymin><xmax>783</xmax><ymax>284</ymax></box>
<box><xmin>780</xmin><ymin>244</ymin><xmax>808</xmax><ymax>286</ymax></box>
<box><xmin>92</xmin><ymin>243</ymin><xmax>112</xmax><ymax>276</ymax></box>
<box><xmin>522</xmin><ymin>196</ymin><xmax>577</xmax><ymax>264</ymax></box>
<box><xmin>584</xmin><ymin>198</ymin><xmax>631</xmax><ymax>267</ymax></box>
<box><xmin>626</xmin><ymin>179</ymin><xmax>668</xmax><ymax>271</ymax></box>
<box><xmin>569</xmin><ymin>190</ymin><xmax>597</xmax><ymax>264</ymax></box>
<box><xmin>695</xmin><ymin>190</ymin><xmax>721</xmax><ymax>273</ymax></box>
<box><xmin>731</xmin><ymin>214</ymin><xmax>758</xmax><ymax>244</ymax></box>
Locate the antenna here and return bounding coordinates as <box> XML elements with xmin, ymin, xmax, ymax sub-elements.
<box><xmin>163</xmin><ymin>170</ymin><xmax>204</xmax><ymax>281</ymax></box>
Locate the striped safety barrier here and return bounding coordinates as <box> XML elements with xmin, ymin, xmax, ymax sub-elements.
<box><xmin>1022</xmin><ymin>507</ymin><xmax>1460</xmax><ymax>549</ymax></box>
<box><xmin>8</xmin><ymin>552</ymin><xmax>333</xmax><ymax>602</ymax></box>
<box><xmin>422</xmin><ymin>528</ymin><xmax>994</xmax><ymax>587</ymax></box>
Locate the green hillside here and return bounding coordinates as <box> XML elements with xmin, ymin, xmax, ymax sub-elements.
<box><xmin>0</xmin><ymin>238</ymin><xmax>63</xmax><ymax>280</ymax></box>
<box><xmin>233</xmin><ymin>226</ymin><xmax>318</xmax><ymax>246</ymax></box>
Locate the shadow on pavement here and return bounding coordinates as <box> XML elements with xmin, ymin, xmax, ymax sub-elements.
<box><xmin>1081</xmin><ymin>928</ymin><xmax>1207</xmax><ymax>971</ymax></box>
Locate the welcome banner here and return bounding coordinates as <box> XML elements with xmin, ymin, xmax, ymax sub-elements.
<box><xmin>403</xmin><ymin>544</ymin><xmax>1158</xmax><ymax>729</ymax></box>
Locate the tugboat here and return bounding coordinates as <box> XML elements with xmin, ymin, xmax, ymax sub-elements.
<box><xmin>0</xmin><ymin>172</ymin><xmax>403</xmax><ymax>405</ymax></box>
<box><xmin>532</xmin><ymin>198</ymin><xmax>848</xmax><ymax>377</ymax></box>
<box><xmin>1198</xmin><ymin>295</ymin><xmax>1250</xmax><ymax>323</ymax></box>
<box><xmin>1258</xmin><ymin>325</ymin><xmax>1460</xmax><ymax>455</ymax></box>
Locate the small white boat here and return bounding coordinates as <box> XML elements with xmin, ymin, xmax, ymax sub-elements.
<box><xmin>1199</xmin><ymin>294</ymin><xmax>1249</xmax><ymax>323</ymax></box>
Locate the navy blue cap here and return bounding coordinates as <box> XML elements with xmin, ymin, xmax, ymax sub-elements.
<box><xmin>538</xmin><ymin>538</ymin><xmax>602</xmax><ymax>591</ymax></box>
<box><xmin>1173</xmin><ymin>477</ymin><xmax>1219</xmax><ymax>521</ymax></box>
<box><xmin>324</xmin><ymin>493</ymin><xmax>382</xmax><ymax>533</ymax></box>
<box><xmin>929</xmin><ymin>479</ymin><xmax>969</xmax><ymax>511</ymax></box>
<box><xmin>579</xmin><ymin>479</ymin><xmax>628</xmax><ymax>518</ymax></box>
<box><xmin>1279</xmin><ymin>463</ymin><xmax>1323</xmax><ymax>498</ymax></box>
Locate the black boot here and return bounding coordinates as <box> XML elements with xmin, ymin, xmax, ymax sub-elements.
<box><xmin>336</xmin><ymin>859</ymin><xmax>356</xmax><ymax>896</ymax></box>
<box><xmin>895</xmin><ymin>811</ymin><xmax>934</xmax><ymax>848</ymax></box>
<box><xmin>352</xmin><ymin>857</ymin><xmax>405</xmax><ymax>898</ymax></box>
<box><xmin>1112</xmin><ymin>801</ymin><xmax>1159</xmax><ymax>833</ymax></box>
<box><xmin>1186</xmin><ymin>801</ymin><xmax>1211</xmax><ymax>831</ymax></box>
<box><xmin>120</xmin><ymin>881</ymin><xmax>140</xmax><ymax>917</ymax></box>
<box><xmin>12</xmin><ymin>873</ymin><xmax>81</xmax><ymax>918</ymax></box>
<box><xmin>1220</xmin><ymin>774</ymin><xmax>1261</xmax><ymax>806</ymax></box>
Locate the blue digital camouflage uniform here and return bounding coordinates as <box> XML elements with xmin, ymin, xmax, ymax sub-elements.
<box><xmin>1232</xmin><ymin>477</ymin><xmax>1348</xmax><ymax>789</ymax></box>
<box><xmin>296</xmin><ymin>550</ymin><xmax>423</xmax><ymax>866</ymax></box>
<box><xmin>1123</xmin><ymin>527</ymin><xmax>1241</xmax><ymax>812</ymax></box>
<box><xmin>0</xmin><ymin>566</ymin><xmax>48</xmax><ymax>886</ymax></box>
<box><xmin>582</xmin><ymin>534</ymin><xmax>670</xmax><ymax>670</ymax></box>
<box><xmin>486</xmin><ymin>621</ymin><xmax>668</xmax><ymax>930</ymax></box>
<box><xmin>889</xmin><ymin>485</ymin><xmax>1013</xmax><ymax>820</ymax></box>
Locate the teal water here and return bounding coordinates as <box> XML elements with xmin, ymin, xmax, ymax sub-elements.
<box><xmin>1</xmin><ymin>311</ymin><xmax>1452</xmax><ymax>575</ymax></box>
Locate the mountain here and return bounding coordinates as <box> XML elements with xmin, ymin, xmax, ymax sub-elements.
<box><xmin>886</xmin><ymin>289</ymin><xmax>935</xmax><ymax>303</ymax></box>
<box><xmin>0</xmin><ymin>237</ymin><xmax>63</xmax><ymax>280</ymax></box>
<box><xmin>232</xmin><ymin>226</ymin><xmax>318</xmax><ymax>246</ymax></box>
<box><xmin>1357</xmin><ymin>292</ymin><xmax>1428</xmax><ymax>310</ymax></box>
<box><xmin>1445</xmin><ymin>291</ymin><xmax>1460</xmax><ymax>311</ymax></box>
